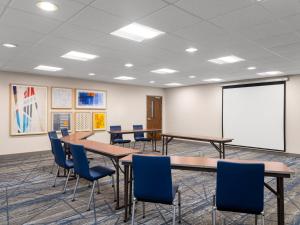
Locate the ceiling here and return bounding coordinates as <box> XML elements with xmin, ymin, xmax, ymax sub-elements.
<box><xmin>1</xmin><ymin>0</ymin><xmax>300</xmax><ymax>88</ymax></box>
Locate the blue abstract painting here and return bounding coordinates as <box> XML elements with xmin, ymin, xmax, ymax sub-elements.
<box><xmin>76</xmin><ymin>89</ymin><xmax>106</xmax><ymax>109</ymax></box>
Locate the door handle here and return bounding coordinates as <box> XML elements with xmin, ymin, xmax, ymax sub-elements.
<box><xmin>147</xmin><ymin>117</ymin><xmax>151</xmax><ymax>120</ymax></box>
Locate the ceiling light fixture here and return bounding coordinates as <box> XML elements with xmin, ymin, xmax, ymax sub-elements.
<box><xmin>165</xmin><ymin>83</ymin><xmax>182</xmax><ymax>86</ymax></box>
<box><xmin>114</xmin><ymin>76</ymin><xmax>136</xmax><ymax>80</ymax></box>
<box><xmin>208</xmin><ymin>55</ymin><xmax>245</xmax><ymax>64</ymax></box>
<box><xmin>189</xmin><ymin>75</ymin><xmax>196</xmax><ymax>79</ymax></box>
<box><xmin>111</xmin><ymin>23</ymin><xmax>165</xmax><ymax>42</ymax></box>
<box><xmin>125</xmin><ymin>63</ymin><xmax>133</xmax><ymax>68</ymax></box>
<box><xmin>151</xmin><ymin>68</ymin><xmax>178</xmax><ymax>74</ymax></box>
<box><xmin>88</xmin><ymin>73</ymin><xmax>96</xmax><ymax>76</ymax></box>
<box><xmin>185</xmin><ymin>47</ymin><xmax>198</xmax><ymax>53</ymax></box>
<box><xmin>149</xmin><ymin>81</ymin><xmax>156</xmax><ymax>84</ymax></box>
<box><xmin>257</xmin><ymin>71</ymin><xmax>284</xmax><ymax>76</ymax></box>
<box><xmin>2</xmin><ymin>43</ymin><xmax>17</xmax><ymax>48</ymax></box>
<box><xmin>61</xmin><ymin>51</ymin><xmax>99</xmax><ymax>61</ymax></box>
<box><xmin>34</xmin><ymin>65</ymin><xmax>62</xmax><ymax>72</ymax></box>
<box><xmin>247</xmin><ymin>66</ymin><xmax>256</xmax><ymax>70</ymax></box>
<box><xmin>36</xmin><ymin>1</ymin><xmax>58</xmax><ymax>12</ymax></box>
<box><xmin>203</xmin><ymin>78</ymin><xmax>224</xmax><ymax>82</ymax></box>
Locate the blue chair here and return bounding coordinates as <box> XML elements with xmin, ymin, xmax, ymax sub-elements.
<box><xmin>61</xmin><ymin>128</ymin><xmax>69</xmax><ymax>137</ymax></box>
<box><xmin>212</xmin><ymin>161</ymin><xmax>265</xmax><ymax>225</ymax></box>
<box><xmin>70</xmin><ymin>143</ymin><xmax>116</xmax><ymax>211</ymax></box>
<box><xmin>110</xmin><ymin>125</ymin><xmax>131</xmax><ymax>147</ymax></box>
<box><xmin>50</xmin><ymin>138</ymin><xmax>74</xmax><ymax>193</ymax></box>
<box><xmin>132</xmin><ymin>125</ymin><xmax>151</xmax><ymax>150</ymax></box>
<box><xmin>48</xmin><ymin>131</ymin><xmax>58</xmax><ymax>174</ymax></box>
<box><xmin>131</xmin><ymin>155</ymin><xmax>181</xmax><ymax>225</ymax></box>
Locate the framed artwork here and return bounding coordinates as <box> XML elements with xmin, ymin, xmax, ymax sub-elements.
<box><xmin>52</xmin><ymin>112</ymin><xmax>72</xmax><ymax>132</ymax></box>
<box><xmin>10</xmin><ymin>84</ymin><xmax>48</xmax><ymax>135</ymax></box>
<box><xmin>76</xmin><ymin>89</ymin><xmax>106</xmax><ymax>109</ymax></box>
<box><xmin>92</xmin><ymin>112</ymin><xmax>107</xmax><ymax>131</ymax></box>
<box><xmin>75</xmin><ymin>112</ymin><xmax>92</xmax><ymax>131</ymax></box>
<box><xmin>51</xmin><ymin>87</ymin><xmax>73</xmax><ymax>109</ymax></box>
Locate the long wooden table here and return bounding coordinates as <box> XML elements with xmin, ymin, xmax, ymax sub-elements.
<box><xmin>108</xmin><ymin>129</ymin><xmax>162</xmax><ymax>151</ymax></box>
<box><xmin>162</xmin><ymin>133</ymin><xmax>233</xmax><ymax>158</ymax></box>
<box><xmin>121</xmin><ymin>154</ymin><xmax>294</xmax><ymax>225</ymax></box>
<box><xmin>61</xmin><ymin>132</ymin><xmax>140</xmax><ymax>210</ymax></box>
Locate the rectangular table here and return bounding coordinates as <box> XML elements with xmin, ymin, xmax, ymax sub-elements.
<box><xmin>162</xmin><ymin>133</ymin><xmax>233</xmax><ymax>158</ymax></box>
<box><xmin>121</xmin><ymin>154</ymin><xmax>294</xmax><ymax>225</ymax></box>
<box><xmin>62</xmin><ymin>132</ymin><xmax>140</xmax><ymax>210</ymax></box>
<box><xmin>108</xmin><ymin>129</ymin><xmax>162</xmax><ymax>151</ymax></box>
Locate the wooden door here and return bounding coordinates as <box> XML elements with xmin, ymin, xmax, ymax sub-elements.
<box><xmin>147</xmin><ymin>96</ymin><xmax>162</xmax><ymax>140</ymax></box>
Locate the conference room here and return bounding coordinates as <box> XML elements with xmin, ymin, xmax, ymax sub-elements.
<box><xmin>0</xmin><ymin>0</ymin><xmax>299</xmax><ymax>224</ymax></box>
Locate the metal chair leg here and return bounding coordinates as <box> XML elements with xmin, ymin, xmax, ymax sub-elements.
<box><xmin>142</xmin><ymin>202</ymin><xmax>146</xmax><ymax>218</ymax></box>
<box><xmin>131</xmin><ymin>198</ymin><xmax>136</xmax><ymax>225</ymax></box>
<box><xmin>111</xmin><ymin>175</ymin><xmax>116</xmax><ymax>201</ymax></box>
<box><xmin>143</xmin><ymin>142</ymin><xmax>146</xmax><ymax>151</ymax></box>
<box><xmin>178</xmin><ymin>190</ymin><xmax>181</xmax><ymax>223</ymax></box>
<box><xmin>63</xmin><ymin>169</ymin><xmax>71</xmax><ymax>193</ymax></box>
<box><xmin>52</xmin><ymin>165</ymin><xmax>59</xmax><ymax>187</ymax></box>
<box><xmin>212</xmin><ymin>206</ymin><xmax>217</xmax><ymax>225</ymax></box>
<box><xmin>261</xmin><ymin>212</ymin><xmax>264</xmax><ymax>225</ymax></box>
<box><xmin>72</xmin><ymin>175</ymin><xmax>80</xmax><ymax>201</ymax></box>
<box><xmin>50</xmin><ymin>160</ymin><xmax>55</xmax><ymax>174</ymax></box>
<box><xmin>255</xmin><ymin>215</ymin><xmax>258</xmax><ymax>225</ymax></box>
<box><xmin>172</xmin><ymin>204</ymin><xmax>176</xmax><ymax>225</ymax></box>
<box><xmin>97</xmin><ymin>180</ymin><xmax>100</xmax><ymax>194</ymax></box>
<box><xmin>133</xmin><ymin>141</ymin><xmax>136</xmax><ymax>149</ymax></box>
<box><xmin>87</xmin><ymin>181</ymin><xmax>96</xmax><ymax>211</ymax></box>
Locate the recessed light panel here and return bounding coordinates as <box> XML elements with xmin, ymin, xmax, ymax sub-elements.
<box><xmin>149</xmin><ymin>81</ymin><xmax>155</xmax><ymax>84</ymax></box>
<box><xmin>36</xmin><ymin>1</ymin><xmax>58</xmax><ymax>11</ymax></box>
<box><xmin>111</xmin><ymin>23</ymin><xmax>165</xmax><ymax>42</ymax></box>
<box><xmin>165</xmin><ymin>83</ymin><xmax>182</xmax><ymax>86</ymax></box>
<box><xmin>61</xmin><ymin>51</ymin><xmax>99</xmax><ymax>61</ymax></box>
<box><xmin>88</xmin><ymin>73</ymin><xmax>96</xmax><ymax>76</ymax></box>
<box><xmin>151</xmin><ymin>68</ymin><xmax>178</xmax><ymax>74</ymax></box>
<box><xmin>185</xmin><ymin>47</ymin><xmax>198</xmax><ymax>53</ymax></box>
<box><xmin>203</xmin><ymin>78</ymin><xmax>224</xmax><ymax>82</ymax></box>
<box><xmin>2</xmin><ymin>43</ymin><xmax>17</xmax><ymax>48</ymax></box>
<box><xmin>34</xmin><ymin>65</ymin><xmax>62</xmax><ymax>72</ymax></box>
<box><xmin>247</xmin><ymin>66</ymin><xmax>256</xmax><ymax>70</ymax></box>
<box><xmin>125</xmin><ymin>63</ymin><xmax>133</xmax><ymax>68</ymax></box>
<box><xmin>114</xmin><ymin>76</ymin><xmax>136</xmax><ymax>80</ymax></box>
<box><xmin>257</xmin><ymin>71</ymin><xmax>284</xmax><ymax>76</ymax></box>
<box><xmin>208</xmin><ymin>55</ymin><xmax>245</xmax><ymax>64</ymax></box>
<box><xmin>189</xmin><ymin>75</ymin><xmax>196</xmax><ymax>79</ymax></box>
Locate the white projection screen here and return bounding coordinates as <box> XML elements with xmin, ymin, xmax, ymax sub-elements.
<box><xmin>222</xmin><ymin>82</ymin><xmax>285</xmax><ymax>151</ymax></box>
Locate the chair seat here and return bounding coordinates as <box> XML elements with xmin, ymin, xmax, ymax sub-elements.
<box><xmin>88</xmin><ymin>166</ymin><xmax>115</xmax><ymax>181</ymax></box>
<box><xmin>137</xmin><ymin>184</ymin><xmax>179</xmax><ymax>205</ymax></box>
<box><xmin>65</xmin><ymin>159</ymin><xmax>74</xmax><ymax>169</ymax></box>
<box><xmin>135</xmin><ymin>137</ymin><xmax>151</xmax><ymax>142</ymax></box>
<box><xmin>113</xmin><ymin>139</ymin><xmax>131</xmax><ymax>144</ymax></box>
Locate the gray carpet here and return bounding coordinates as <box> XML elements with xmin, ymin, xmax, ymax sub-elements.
<box><xmin>0</xmin><ymin>140</ymin><xmax>299</xmax><ymax>225</ymax></box>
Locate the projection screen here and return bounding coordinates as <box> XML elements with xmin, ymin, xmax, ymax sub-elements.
<box><xmin>222</xmin><ymin>82</ymin><xmax>285</xmax><ymax>151</ymax></box>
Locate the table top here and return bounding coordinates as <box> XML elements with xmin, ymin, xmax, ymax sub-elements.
<box><xmin>162</xmin><ymin>132</ymin><xmax>233</xmax><ymax>143</ymax></box>
<box><xmin>61</xmin><ymin>132</ymin><xmax>140</xmax><ymax>158</ymax></box>
<box><xmin>108</xmin><ymin>128</ymin><xmax>162</xmax><ymax>134</ymax></box>
<box><xmin>120</xmin><ymin>154</ymin><xmax>294</xmax><ymax>178</ymax></box>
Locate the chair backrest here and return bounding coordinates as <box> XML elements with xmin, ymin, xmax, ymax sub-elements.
<box><xmin>132</xmin><ymin>155</ymin><xmax>174</xmax><ymax>204</ymax></box>
<box><xmin>61</xmin><ymin>128</ymin><xmax>69</xmax><ymax>137</ymax></box>
<box><xmin>216</xmin><ymin>161</ymin><xmax>265</xmax><ymax>214</ymax></box>
<box><xmin>50</xmin><ymin>138</ymin><xmax>67</xmax><ymax>168</ymax></box>
<box><xmin>70</xmin><ymin>144</ymin><xmax>91</xmax><ymax>180</ymax></box>
<box><xmin>110</xmin><ymin>125</ymin><xmax>123</xmax><ymax>142</ymax></box>
<box><xmin>48</xmin><ymin>131</ymin><xmax>58</xmax><ymax>139</ymax></box>
<box><xmin>133</xmin><ymin>125</ymin><xmax>144</xmax><ymax>139</ymax></box>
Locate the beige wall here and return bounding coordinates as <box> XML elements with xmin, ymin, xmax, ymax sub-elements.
<box><xmin>165</xmin><ymin>75</ymin><xmax>300</xmax><ymax>154</ymax></box>
<box><xmin>0</xmin><ymin>71</ymin><xmax>164</xmax><ymax>155</ymax></box>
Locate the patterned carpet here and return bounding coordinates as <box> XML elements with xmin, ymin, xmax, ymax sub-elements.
<box><xmin>0</xmin><ymin>140</ymin><xmax>299</xmax><ymax>225</ymax></box>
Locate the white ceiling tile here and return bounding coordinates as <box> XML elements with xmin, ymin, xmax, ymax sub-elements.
<box><xmin>0</xmin><ymin>0</ymin><xmax>9</xmax><ymax>5</ymax></box>
<box><xmin>281</xmin><ymin>13</ymin><xmax>300</xmax><ymax>30</ymax></box>
<box><xmin>176</xmin><ymin>0</ymin><xmax>253</xmax><ymax>20</ymax></box>
<box><xmin>69</xmin><ymin>6</ymin><xmax>127</xmax><ymax>33</ymax></box>
<box><xmin>254</xmin><ymin>32</ymin><xmax>300</xmax><ymax>48</ymax></box>
<box><xmin>210</xmin><ymin>4</ymin><xmax>274</xmax><ymax>30</ymax></box>
<box><xmin>0</xmin><ymin>8</ymin><xmax>61</xmax><ymax>34</ymax></box>
<box><xmin>9</xmin><ymin>0</ymin><xmax>86</xmax><ymax>21</ymax></box>
<box><xmin>138</xmin><ymin>5</ymin><xmax>201</xmax><ymax>32</ymax></box>
<box><xmin>91</xmin><ymin>0</ymin><xmax>167</xmax><ymax>21</ymax></box>
<box><xmin>261</xmin><ymin>0</ymin><xmax>300</xmax><ymax>18</ymax></box>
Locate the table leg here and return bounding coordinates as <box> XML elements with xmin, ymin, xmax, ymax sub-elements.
<box><xmin>124</xmin><ymin>164</ymin><xmax>129</xmax><ymax>222</ymax></box>
<box><xmin>129</xmin><ymin>165</ymin><xmax>133</xmax><ymax>215</ymax></box>
<box><xmin>277</xmin><ymin>177</ymin><xmax>285</xmax><ymax>225</ymax></box>
<box><xmin>115</xmin><ymin>158</ymin><xmax>120</xmax><ymax>210</ymax></box>
<box><xmin>166</xmin><ymin>137</ymin><xmax>168</xmax><ymax>155</ymax></box>
<box><xmin>155</xmin><ymin>132</ymin><xmax>157</xmax><ymax>151</ymax></box>
<box><xmin>222</xmin><ymin>143</ymin><xmax>225</xmax><ymax>159</ymax></box>
<box><xmin>162</xmin><ymin>136</ymin><xmax>165</xmax><ymax>155</ymax></box>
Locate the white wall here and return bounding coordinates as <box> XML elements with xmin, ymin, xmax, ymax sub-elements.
<box><xmin>0</xmin><ymin>71</ymin><xmax>164</xmax><ymax>155</ymax></box>
<box><xmin>165</xmin><ymin>75</ymin><xmax>300</xmax><ymax>155</ymax></box>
